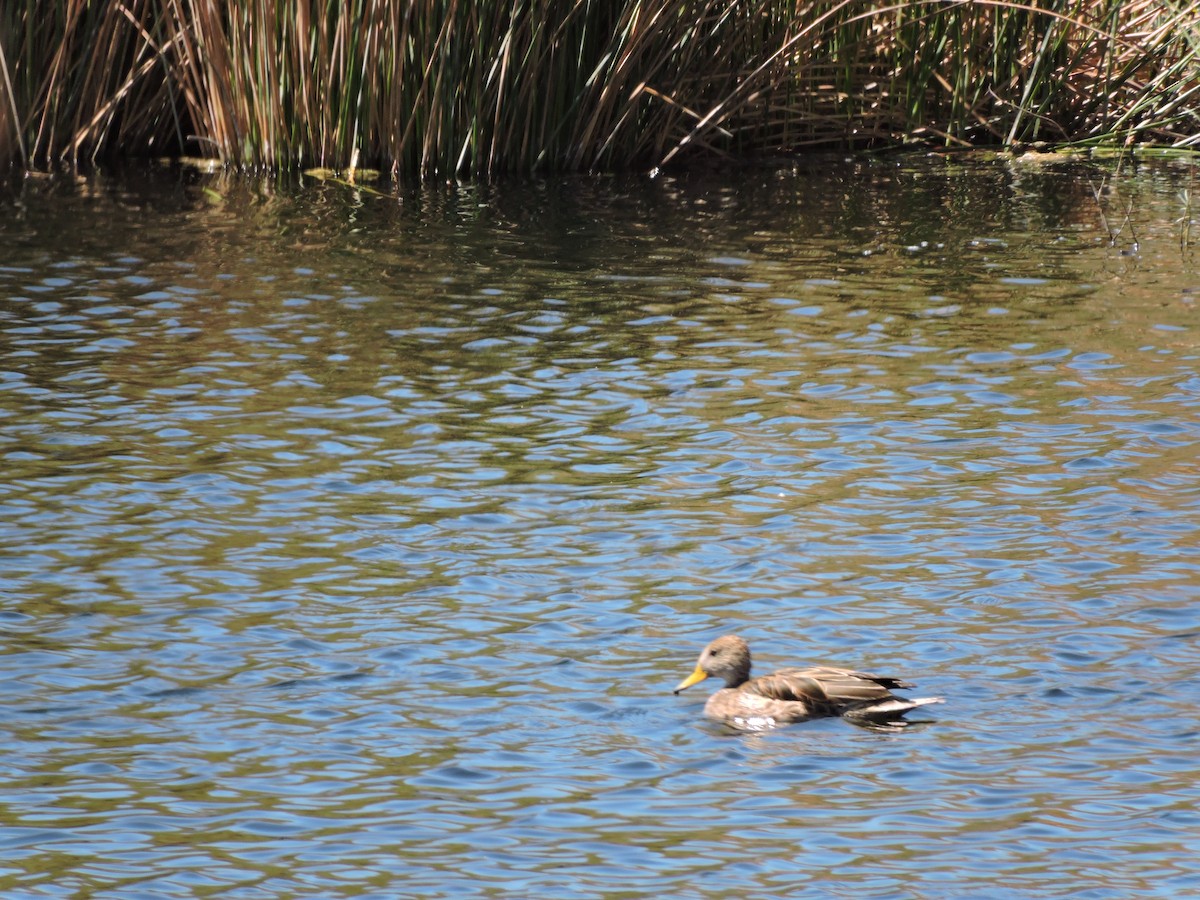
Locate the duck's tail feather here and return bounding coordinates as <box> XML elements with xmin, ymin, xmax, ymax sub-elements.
<box><xmin>845</xmin><ymin>695</ymin><xmax>944</xmax><ymax>723</ymax></box>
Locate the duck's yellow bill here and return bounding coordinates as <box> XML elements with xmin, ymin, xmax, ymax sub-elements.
<box><xmin>674</xmin><ymin>666</ymin><xmax>708</xmax><ymax>694</ymax></box>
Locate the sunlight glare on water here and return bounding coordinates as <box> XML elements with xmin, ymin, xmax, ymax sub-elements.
<box><xmin>1</xmin><ymin>155</ymin><xmax>1199</xmax><ymax>898</ymax></box>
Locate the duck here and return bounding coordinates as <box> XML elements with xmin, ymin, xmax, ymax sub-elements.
<box><xmin>673</xmin><ymin>634</ymin><xmax>943</xmax><ymax>728</ymax></box>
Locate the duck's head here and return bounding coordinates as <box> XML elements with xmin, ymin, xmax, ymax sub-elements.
<box><xmin>673</xmin><ymin>634</ymin><xmax>752</xmax><ymax>693</ymax></box>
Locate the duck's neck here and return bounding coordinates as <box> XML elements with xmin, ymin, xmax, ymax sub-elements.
<box><xmin>725</xmin><ymin>663</ymin><xmax>751</xmax><ymax>688</ymax></box>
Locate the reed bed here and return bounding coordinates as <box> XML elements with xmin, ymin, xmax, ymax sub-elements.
<box><xmin>1</xmin><ymin>0</ymin><xmax>1197</xmax><ymax>176</ymax></box>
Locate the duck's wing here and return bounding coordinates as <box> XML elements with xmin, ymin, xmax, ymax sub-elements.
<box><xmin>751</xmin><ymin>666</ymin><xmax>913</xmax><ymax>706</ymax></box>
<box><xmin>798</xmin><ymin>665</ymin><xmax>915</xmax><ymax>692</ymax></box>
<box><xmin>741</xmin><ymin>668</ymin><xmax>843</xmax><ymax>716</ymax></box>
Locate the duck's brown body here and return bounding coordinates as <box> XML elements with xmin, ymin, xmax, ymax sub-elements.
<box><xmin>674</xmin><ymin>635</ymin><xmax>943</xmax><ymax>727</ymax></box>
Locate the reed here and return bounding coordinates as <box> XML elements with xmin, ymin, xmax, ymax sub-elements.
<box><xmin>1</xmin><ymin>0</ymin><xmax>1197</xmax><ymax>175</ymax></box>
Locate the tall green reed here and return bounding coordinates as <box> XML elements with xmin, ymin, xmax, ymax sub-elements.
<box><xmin>1</xmin><ymin>0</ymin><xmax>1197</xmax><ymax>175</ymax></box>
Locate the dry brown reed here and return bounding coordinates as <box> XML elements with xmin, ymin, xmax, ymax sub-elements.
<box><xmin>1</xmin><ymin>0</ymin><xmax>1197</xmax><ymax>175</ymax></box>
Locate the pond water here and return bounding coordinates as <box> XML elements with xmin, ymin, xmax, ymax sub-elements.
<box><xmin>1</xmin><ymin>154</ymin><xmax>1199</xmax><ymax>899</ymax></box>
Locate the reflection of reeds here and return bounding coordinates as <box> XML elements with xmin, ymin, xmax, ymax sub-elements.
<box><xmin>1</xmin><ymin>1</ymin><xmax>1197</xmax><ymax>174</ymax></box>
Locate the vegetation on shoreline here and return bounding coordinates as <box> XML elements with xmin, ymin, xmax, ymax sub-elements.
<box><xmin>2</xmin><ymin>1</ymin><xmax>1197</xmax><ymax>177</ymax></box>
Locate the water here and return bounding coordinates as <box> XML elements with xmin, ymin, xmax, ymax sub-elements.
<box><xmin>2</xmin><ymin>154</ymin><xmax>1199</xmax><ymax>899</ymax></box>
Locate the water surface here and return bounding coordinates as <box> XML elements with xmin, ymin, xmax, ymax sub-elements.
<box><xmin>2</xmin><ymin>154</ymin><xmax>1199</xmax><ymax>898</ymax></box>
